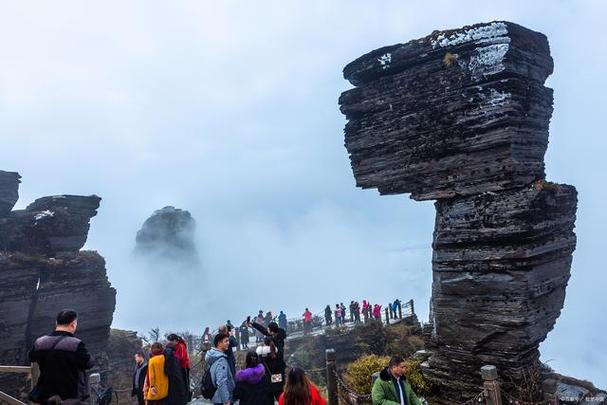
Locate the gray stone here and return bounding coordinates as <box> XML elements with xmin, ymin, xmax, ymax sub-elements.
<box><xmin>340</xmin><ymin>21</ymin><xmax>553</xmax><ymax>201</ymax></box>
<box><xmin>0</xmin><ymin>171</ymin><xmax>20</xmax><ymax>217</ymax></box>
<box><xmin>338</xmin><ymin>21</ymin><xmax>581</xmax><ymax>401</ymax></box>
<box><xmin>0</xmin><ymin>172</ymin><xmax>115</xmax><ymax>398</ymax></box>
<box><xmin>0</xmin><ymin>195</ymin><xmax>101</xmax><ymax>254</ymax></box>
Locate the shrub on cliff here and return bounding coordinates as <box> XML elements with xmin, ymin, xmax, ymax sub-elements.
<box><xmin>345</xmin><ymin>355</ymin><xmax>431</xmax><ymax>396</ymax></box>
<box><xmin>403</xmin><ymin>359</ymin><xmax>431</xmax><ymax>396</ymax></box>
<box><xmin>385</xmin><ymin>323</ymin><xmax>425</xmax><ymax>357</ymax></box>
<box><xmin>345</xmin><ymin>354</ymin><xmax>389</xmax><ymax>394</ymax></box>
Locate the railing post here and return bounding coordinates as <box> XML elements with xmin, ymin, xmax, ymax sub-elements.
<box><xmin>409</xmin><ymin>299</ymin><xmax>415</xmax><ymax>316</ymax></box>
<box><xmin>30</xmin><ymin>363</ymin><xmax>39</xmax><ymax>390</ymax></box>
<box><xmin>398</xmin><ymin>303</ymin><xmax>403</xmax><ymax>319</ymax></box>
<box><xmin>542</xmin><ymin>379</ymin><xmax>560</xmax><ymax>404</ymax></box>
<box><xmin>89</xmin><ymin>373</ymin><xmax>101</xmax><ymax>405</ymax></box>
<box><xmin>481</xmin><ymin>365</ymin><xmax>502</xmax><ymax>405</ymax></box>
<box><xmin>384</xmin><ymin>307</ymin><xmax>390</xmax><ymax>325</ymax></box>
<box><xmin>326</xmin><ymin>349</ymin><xmax>338</xmax><ymax>405</ymax></box>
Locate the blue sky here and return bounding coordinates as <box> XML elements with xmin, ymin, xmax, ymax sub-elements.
<box><xmin>1</xmin><ymin>0</ymin><xmax>605</xmax><ymax>387</ymax></box>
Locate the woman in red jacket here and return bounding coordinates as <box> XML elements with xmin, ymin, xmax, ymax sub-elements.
<box><xmin>279</xmin><ymin>367</ymin><xmax>325</xmax><ymax>405</ymax></box>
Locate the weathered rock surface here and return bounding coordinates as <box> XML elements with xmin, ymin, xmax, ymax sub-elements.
<box><xmin>0</xmin><ymin>171</ymin><xmax>20</xmax><ymax>217</ymax></box>
<box><xmin>339</xmin><ymin>21</ymin><xmax>582</xmax><ymax>400</ymax></box>
<box><xmin>340</xmin><ymin>22</ymin><xmax>553</xmax><ymax>201</ymax></box>
<box><xmin>135</xmin><ymin>206</ymin><xmax>198</xmax><ymax>263</ymax></box>
<box><xmin>106</xmin><ymin>329</ymin><xmax>143</xmax><ymax>398</ymax></box>
<box><xmin>427</xmin><ymin>183</ymin><xmax>577</xmax><ymax>395</ymax></box>
<box><xmin>0</xmin><ymin>195</ymin><xmax>101</xmax><ymax>254</ymax></box>
<box><xmin>0</xmin><ymin>173</ymin><xmax>115</xmax><ymax>398</ymax></box>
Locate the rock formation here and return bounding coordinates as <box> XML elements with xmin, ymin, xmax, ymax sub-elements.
<box><xmin>0</xmin><ymin>172</ymin><xmax>115</xmax><ymax>398</ymax></box>
<box><xmin>339</xmin><ymin>21</ymin><xmax>578</xmax><ymax>399</ymax></box>
<box><xmin>135</xmin><ymin>206</ymin><xmax>199</xmax><ymax>264</ymax></box>
<box><xmin>106</xmin><ymin>329</ymin><xmax>143</xmax><ymax>395</ymax></box>
<box><xmin>0</xmin><ymin>171</ymin><xmax>20</xmax><ymax>217</ymax></box>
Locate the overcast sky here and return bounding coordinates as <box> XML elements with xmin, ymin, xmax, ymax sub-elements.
<box><xmin>1</xmin><ymin>0</ymin><xmax>605</xmax><ymax>387</ymax></box>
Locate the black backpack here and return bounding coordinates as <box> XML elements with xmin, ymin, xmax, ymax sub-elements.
<box><xmin>200</xmin><ymin>365</ymin><xmax>217</xmax><ymax>399</ymax></box>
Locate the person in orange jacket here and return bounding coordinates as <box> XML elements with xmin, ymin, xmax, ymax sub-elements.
<box><xmin>145</xmin><ymin>342</ymin><xmax>169</xmax><ymax>404</ymax></box>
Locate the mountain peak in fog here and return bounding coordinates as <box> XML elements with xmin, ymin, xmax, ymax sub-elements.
<box><xmin>134</xmin><ymin>206</ymin><xmax>199</xmax><ymax>265</ymax></box>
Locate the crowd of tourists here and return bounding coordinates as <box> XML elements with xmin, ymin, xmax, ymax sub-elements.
<box><xmin>321</xmin><ymin>299</ymin><xmax>403</xmax><ymax>328</ymax></box>
<box><xmin>209</xmin><ymin>298</ymin><xmax>405</xmax><ymax>345</ymax></box>
<box><xmin>28</xmin><ymin>306</ymin><xmax>422</xmax><ymax>405</ymax></box>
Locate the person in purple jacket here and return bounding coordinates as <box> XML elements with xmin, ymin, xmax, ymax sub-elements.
<box><xmin>233</xmin><ymin>351</ymin><xmax>273</xmax><ymax>405</ymax></box>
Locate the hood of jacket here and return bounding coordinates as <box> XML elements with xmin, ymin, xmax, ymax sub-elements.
<box><xmin>235</xmin><ymin>364</ymin><xmax>265</xmax><ymax>384</ymax></box>
<box><xmin>205</xmin><ymin>347</ymin><xmax>227</xmax><ymax>366</ymax></box>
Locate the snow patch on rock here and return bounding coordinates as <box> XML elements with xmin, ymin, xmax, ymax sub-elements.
<box><xmin>34</xmin><ymin>210</ymin><xmax>55</xmax><ymax>223</ymax></box>
<box><xmin>468</xmin><ymin>43</ymin><xmax>510</xmax><ymax>80</ymax></box>
<box><xmin>377</xmin><ymin>53</ymin><xmax>392</xmax><ymax>69</ymax></box>
<box><xmin>431</xmin><ymin>22</ymin><xmax>508</xmax><ymax>48</ymax></box>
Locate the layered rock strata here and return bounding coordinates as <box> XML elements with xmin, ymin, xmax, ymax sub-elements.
<box><xmin>340</xmin><ymin>22</ymin><xmax>553</xmax><ymax>201</ymax></box>
<box><xmin>0</xmin><ymin>171</ymin><xmax>20</xmax><ymax>216</ymax></box>
<box><xmin>0</xmin><ymin>173</ymin><xmax>115</xmax><ymax>398</ymax></box>
<box><xmin>339</xmin><ymin>21</ymin><xmax>578</xmax><ymax>399</ymax></box>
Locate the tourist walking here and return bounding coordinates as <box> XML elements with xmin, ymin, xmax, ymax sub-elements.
<box><xmin>334</xmin><ymin>304</ymin><xmax>342</xmax><ymax>327</ymax></box>
<box><xmin>373</xmin><ymin>304</ymin><xmax>382</xmax><ymax>320</ymax></box>
<box><xmin>353</xmin><ymin>301</ymin><xmax>361</xmax><ymax>323</ymax></box>
<box><xmin>164</xmin><ymin>335</ymin><xmax>188</xmax><ymax>404</ymax></box>
<box><xmin>28</xmin><ymin>309</ymin><xmax>94</xmax><ymax>404</ymax></box>
<box><xmin>251</xmin><ymin>320</ymin><xmax>287</xmax><ymax>401</ymax></box>
<box><xmin>233</xmin><ymin>351</ymin><xmax>274</xmax><ymax>405</ymax></box>
<box><xmin>362</xmin><ymin>300</ymin><xmax>370</xmax><ymax>323</ymax></box>
<box><xmin>278</xmin><ymin>311</ymin><xmax>288</xmax><ymax>331</ymax></box>
<box><xmin>393</xmin><ymin>299</ymin><xmax>401</xmax><ymax>319</ymax></box>
<box><xmin>255</xmin><ymin>311</ymin><xmax>265</xmax><ymax>342</ymax></box>
<box><xmin>218</xmin><ymin>324</ymin><xmax>238</xmax><ymax>377</ymax></box>
<box><xmin>131</xmin><ymin>350</ymin><xmax>148</xmax><ymax>405</ymax></box>
<box><xmin>278</xmin><ymin>367</ymin><xmax>326</xmax><ymax>405</ymax></box>
<box><xmin>324</xmin><ymin>305</ymin><xmax>333</xmax><ymax>326</ymax></box>
<box><xmin>205</xmin><ymin>333</ymin><xmax>236</xmax><ymax>405</ymax></box>
<box><xmin>240</xmin><ymin>318</ymin><xmax>251</xmax><ymax>349</ymax></box>
<box><xmin>371</xmin><ymin>355</ymin><xmax>423</xmax><ymax>405</ymax></box>
<box><xmin>302</xmin><ymin>308</ymin><xmax>313</xmax><ymax>335</ymax></box>
<box><xmin>202</xmin><ymin>327</ymin><xmax>212</xmax><ymax>346</ymax></box>
<box><xmin>264</xmin><ymin>311</ymin><xmax>273</xmax><ymax>326</ymax></box>
<box><xmin>146</xmin><ymin>342</ymin><xmax>170</xmax><ymax>404</ymax></box>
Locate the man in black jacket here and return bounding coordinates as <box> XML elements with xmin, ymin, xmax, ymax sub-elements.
<box><xmin>29</xmin><ymin>309</ymin><xmax>94</xmax><ymax>403</ymax></box>
<box><xmin>131</xmin><ymin>351</ymin><xmax>147</xmax><ymax>405</ymax></box>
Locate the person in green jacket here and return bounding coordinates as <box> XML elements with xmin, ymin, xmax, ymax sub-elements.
<box><xmin>371</xmin><ymin>356</ymin><xmax>423</xmax><ymax>405</ymax></box>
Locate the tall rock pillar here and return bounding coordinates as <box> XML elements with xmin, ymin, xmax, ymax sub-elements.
<box><xmin>339</xmin><ymin>21</ymin><xmax>577</xmax><ymax>399</ymax></box>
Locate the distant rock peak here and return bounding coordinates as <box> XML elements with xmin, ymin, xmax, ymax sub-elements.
<box><xmin>135</xmin><ymin>205</ymin><xmax>199</xmax><ymax>264</ymax></box>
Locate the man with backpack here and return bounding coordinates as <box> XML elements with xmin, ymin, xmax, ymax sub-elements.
<box><xmin>28</xmin><ymin>309</ymin><xmax>94</xmax><ymax>404</ymax></box>
<box><xmin>204</xmin><ymin>332</ymin><xmax>235</xmax><ymax>405</ymax></box>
